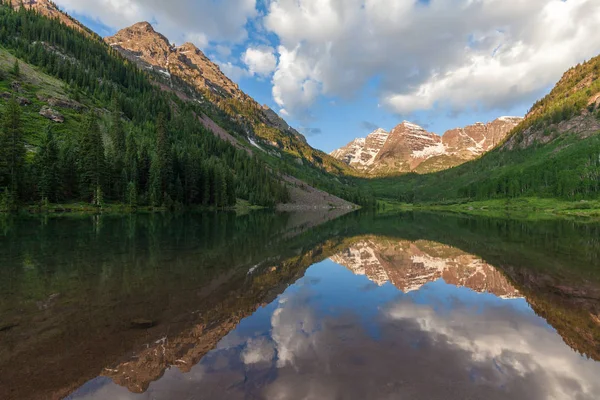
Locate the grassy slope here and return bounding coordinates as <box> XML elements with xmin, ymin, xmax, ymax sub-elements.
<box><xmin>0</xmin><ymin>47</ymin><xmax>88</xmax><ymax>147</ymax></box>
<box><xmin>381</xmin><ymin>197</ymin><xmax>600</xmax><ymax>221</ymax></box>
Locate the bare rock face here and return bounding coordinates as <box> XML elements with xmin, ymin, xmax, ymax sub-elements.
<box><xmin>443</xmin><ymin>117</ymin><xmax>523</xmax><ymax>157</ymax></box>
<box><xmin>330</xmin><ymin>238</ymin><xmax>520</xmax><ymax>298</ymax></box>
<box><xmin>104</xmin><ymin>22</ymin><xmax>317</xmax><ymax>154</ymax></box>
<box><xmin>105</xmin><ymin>23</ymin><xmax>246</xmax><ymax>100</ymax></box>
<box><xmin>330</xmin><ymin>128</ymin><xmax>389</xmax><ymax>168</ymax></box>
<box><xmin>331</xmin><ymin>117</ymin><xmax>522</xmax><ymax>174</ymax></box>
<box><xmin>17</xmin><ymin>97</ymin><xmax>31</xmax><ymax>106</ymax></box>
<box><xmin>39</xmin><ymin>106</ymin><xmax>64</xmax><ymax>123</ymax></box>
<box><xmin>8</xmin><ymin>0</ymin><xmax>91</xmax><ymax>36</ymax></box>
<box><xmin>375</xmin><ymin>121</ymin><xmax>444</xmax><ymax>172</ymax></box>
<box><xmin>48</xmin><ymin>97</ymin><xmax>84</xmax><ymax>110</ymax></box>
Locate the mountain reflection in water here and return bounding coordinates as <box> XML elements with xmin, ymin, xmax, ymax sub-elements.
<box><xmin>1</xmin><ymin>211</ymin><xmax>599</xmax><ymax>400</ymax></box>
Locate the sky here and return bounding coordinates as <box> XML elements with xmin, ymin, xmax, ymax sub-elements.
<box><xmin>53</xmin><ymin>0</ymin><xmax>600</xmax><ymax>153</ymax></box>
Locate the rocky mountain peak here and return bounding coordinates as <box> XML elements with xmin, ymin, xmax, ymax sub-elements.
<box><xmin>131</xmin><ymin>21</ymin><xmax>155</xmax><ymax>32</ymax></box>
<box><xmin>398</xmin><ymin>120</ymin><xmax>428</xmax><ymax>133</ymax></box>
<box><xmin>331</xmin><ymin>116</ymin><xmax>522</xmax><ymax>174</ymax></box>
<box><xmin>105</xmin><ymin>23</ymin><xmax>246</xmax><ymax>98</ymax></box>
<box><xmin>329</xmin><ymin>128</ymin><xmax>389</xmax><ymax>167</ymax></box>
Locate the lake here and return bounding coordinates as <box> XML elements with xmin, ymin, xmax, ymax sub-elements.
<box><xmin>1</xmin><ymin>211</ymin><xmax>599</xmax><ymax>400</ymax></box>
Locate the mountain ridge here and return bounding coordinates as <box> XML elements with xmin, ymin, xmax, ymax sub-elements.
<box><xmin>331</xmin><ymin>116</ymin><xmax>523</xmax><ymax>175</ymax></box>
<box><xmin>102</xmin><ymin>22</ymin><xmax>352</xmax><ymax>172</ymax></box>
<box><xmin>7</xmin><ymin>0</ymin><xmax>94</xmax><ymax>36</ymax></box>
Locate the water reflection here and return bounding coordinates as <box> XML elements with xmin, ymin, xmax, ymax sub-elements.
<box><xmin>331</xmin><ymin>237</ymin><xmax>519</xmax><ymax>297</ymax></box>
<box><xmin>1</xmin><ymin>211</ymin><xmax>600</xmax><ymax>400</ymax></box>
<box><xmin>68</xmin><ymin>234</ymin><xmax>600</xmax><ymax>400</ymax></box>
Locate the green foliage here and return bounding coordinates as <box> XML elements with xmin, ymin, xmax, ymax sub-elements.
<box><xmin>11</xmin><ymin>58</ymin><xmax>19</xmax><ymax>77</ymax></box>
<box><xmin>126</xmin><ymin>181</ymin><xmax>137</xmax><ymax>209</ymax></box>
<box><xmin>0</xmin><ymin>97</ymin><xmax>25</xmax><ymax>196</ymax></box>
<box><xmin>506</xmin><ymin>55</ymin><xmax>600</xmax><ymax>145</ymax></box>
<box><xmin>0</xmin><ymin>3</ymin><xmax>289</xmax><ymax>210</ymax></box>
<box><xmin>33</xmin><ymin>124</ymin><xmax>60</xmax><ymax>201</ymax></box>
<box><xmin>78</xmin><ymin>112</ymin><xmax>105</xmax><ymax>203</ymax></box>
<box><xmin>358</xmin><ymin>133</ymin><xmax>600</xmax><ymax>204</ymax></box>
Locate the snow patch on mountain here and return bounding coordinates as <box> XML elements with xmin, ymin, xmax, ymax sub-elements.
<box><xmin>411</xmin><ymin>143</ymin><xmax>447</xmax><ymax>159</ymax></box>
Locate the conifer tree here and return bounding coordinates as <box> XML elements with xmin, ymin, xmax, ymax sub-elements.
<box><xmin>125</xmin><ymin>129</ymin><xmax>138</xmax><ymax>184</ymax></box>
<box><xmin>111</xmin><ymin>97</ymin><xmax>126</xmax><ymax>160</ymax></box>
<box><xmin>11</xmin><ymin>59</ymin><xmax>20</xmax><ymax>78</ymax></box>
<box><xmin>156</xmin><ymin>113</ymin><xmax>172</xmax><ymax>196</ymax></box>
<box><xmin>127</xmin><ymin>181</ymin><xmax>137</xmax><ymax>209</ymax></box>
<box><xmin>34</xmin><ymin>124</ymin><xmax>59</xmax><ymax>202</ymax></box>
<box><xmin>0</xmin><ymin>97</ymin><xmax>25</xmax><ymax>196</ymax></box>
<box><xmin>79</xmin><ymin>112</ymin><xmax>105</xmax><ymax>203</ymax></box>
<box><xmin>110</xmin><ymin>98</ymin><xmax>126</xmax><ymax>200</ymax></box>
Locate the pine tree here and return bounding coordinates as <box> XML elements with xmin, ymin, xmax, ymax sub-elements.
<box><xmin>11</xmin><ymin>59</ymin><xmax>20</xmax><ymax>78</ymax></box>
<box><xmin>110</xmin><ymin>98</ymin><xmax>126</xmax><ymax>200</ymax></box>
<box><xmin>0</xmin><ymin>97</ymin><xmax>25</xmax><ymax>197</ymax></box>
<box><xmin>156</xmin><ymin>113</ymin><xmax>172</xmax><ymax>196</ymax></box>
<box><xmin>79</xmin><ymin>112</ymin><xmax>105</xmax><ymax>203</ymax></box>
<box><xmin>127</xmin><ymin>181</ymin><xmax>137</xmax><ymax>209</ymax></box>
<box><xmin>125</xmin><ymin>129</ymin><xmax>138</xmax><ymax>183</ymax></box>
<box><xmin>111</xmin><ymin>97</ymin><xmax>126</xmax><ymax>159</ymax></box>
<box><xmin>34</xmin><ymin>124</ymin><xmax>59</xmax><ymax>202</ymax></box>
<box><xmin>149</xmin><ymin>155</ymin><xmax>161</xmax><ymax>207</ymax></box>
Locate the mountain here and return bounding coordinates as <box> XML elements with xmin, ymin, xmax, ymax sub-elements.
<box><xmin>7</xmin><ymin>0</ymin><xmax>93</xmax><ymax>36</ymax></box>
<box><xmin>105</xmin><ymin>22</ymin><xmax>247</xmax><ymax>100</ymax></box>
<box><xmin>358</xmin><ymin>55</ymin><xmax>600</xmax><ymax>203</ymax></box>
<box><xmin>503</xmin><ymin>55</ymin><xmax>600</xmax><ymax>150</ymax></box>
<box><xmin>331</xmin><ymin>117</ymin><xmax>522</xmax><ymax>175</ymax></box>
<box><xmin>330</xmin><ymin>128</ymin><xmax>389</xmax><ymax>167</ymax></box>
<box><xmin>103</xmin><ymin>23</ymin><xmax>349</xmax><ymax>173</ymax></box>
<box><xmin>330</xmin><ymin>237</ymin><xmax>519</xmax><ymax>297</ymax></box>
<box><xmin>0</xmin><ymin>4</ymin><xmax>368</xmax><ymax>211</ymax></box>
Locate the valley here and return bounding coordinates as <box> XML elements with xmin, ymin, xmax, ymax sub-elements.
<box><xmin>0</xmin><ymin>1</ymin><xmax>599</xmax><ymax>215</ymax></box>
<box><xmin>0</xmin><ymin>2</ymin><xmax>599</xmax><ymax>400</ymax></box>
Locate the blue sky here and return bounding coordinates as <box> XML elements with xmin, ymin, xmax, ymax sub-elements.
<box><xmin>57</xmin><ymin>0</ymin><xmax>600</xmax><ymax>153</ymax></box>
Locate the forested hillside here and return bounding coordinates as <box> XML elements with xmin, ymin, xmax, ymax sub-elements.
<box><xmin>0</xmin><ymin>3</ymin><xmax>299</xmax><ymax>211</ymax></box>
<box><xmin>358</xmin><ymin>55</ymin><xmax>600</xmax><ymax>204</ymax></box>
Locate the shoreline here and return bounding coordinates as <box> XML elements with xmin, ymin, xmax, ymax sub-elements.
<box><xmin>379</xmin><ymin>197</ymin><xmax>600</xmax><ymax>221</ymax></box>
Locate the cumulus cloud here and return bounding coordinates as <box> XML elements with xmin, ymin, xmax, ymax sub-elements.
<box><xmin>272</xmin><ymin>45</ymin><xmax>322</xmax><ymax>120</ymax></box>
<box><xmin>54</xmin><ymin>0</ymin><xmax>257</xmax><ymax>48</ymax></box>
<box><xmin>242</xmin><ymin>46</ymin><xmax>278</xmax><ymax>77</ymax></box>
<box><xmin>241</xmin><ymin>337</ymin><xmax>275</xmax><ymax>365</ymax></box>
<box><xmin>264</xmin><ymin>0</ymin><xmax>600</xmax><ymax>117</ymax></box>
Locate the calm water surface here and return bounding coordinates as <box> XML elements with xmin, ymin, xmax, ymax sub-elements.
<box><xmin>1</xmin><ymin>211</ymin><xmax>599</xmax><ymax>400</ymax></box>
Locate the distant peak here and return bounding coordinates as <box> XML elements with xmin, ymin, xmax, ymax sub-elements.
<box><xmin>131</xmin><ymin>21</ymin><xmax>155</xmax><ymax>31</ymax></box>
<box><xmin>179</xmin><ymin>42</ymin><xmax>199</xmax><ymax>50</ymax></box>
<box><xmin>399</xmin><ymin>120</ymin><xmax>425</xmax><ymax>131</ymax></box>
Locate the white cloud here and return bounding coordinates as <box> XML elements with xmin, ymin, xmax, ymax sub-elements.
<box><xmin>54</xmin><ymin>0</ymin><xmax>257</xmax><ymax>49</ymax></box>
<box><xmin>272</xmin><ymin>45</ymin><xmax>321</xmax><ymax>119</ymax></box>
<box><xmin>242</xmin><ymin>46</ymin><xmax>278</xmax><ymax>77</ymax></box>
<box><xmin>264</xmin><ymin>0</ymin><xmax>600</xmax><ymax>117</ymax></box>
<box><xmin>241</xmin><ymin>337</ymin><xmax>275</xmax><ymax>365</ymax></box>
